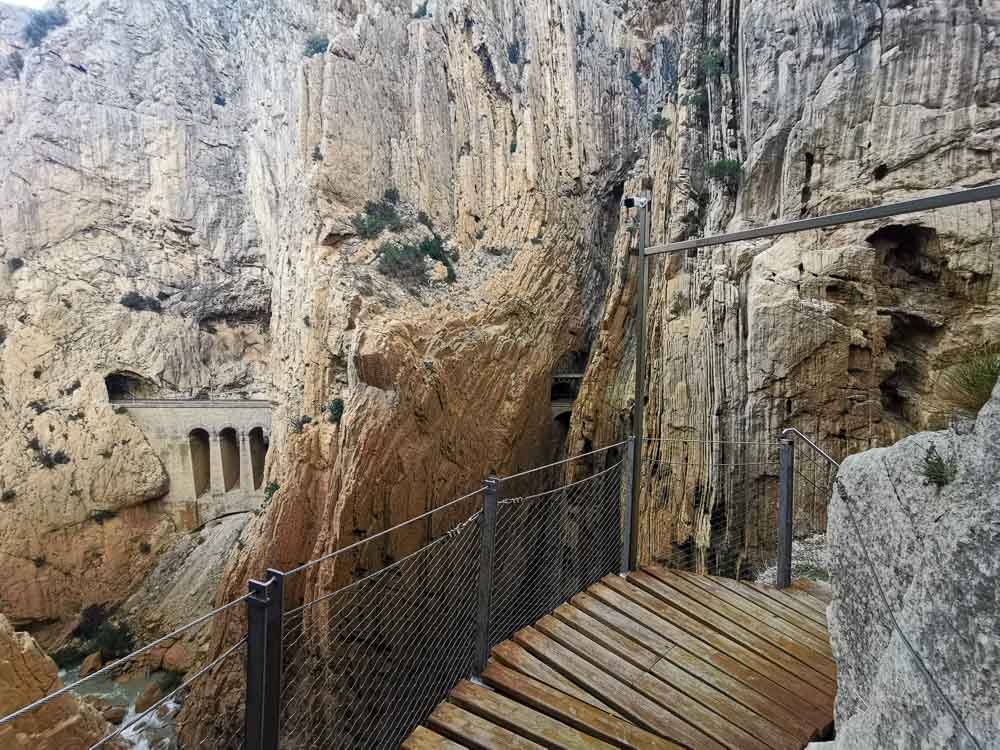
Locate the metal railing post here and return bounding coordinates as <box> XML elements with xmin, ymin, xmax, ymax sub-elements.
<box><xmin>474</xmin><ymin>476</ymin><xmax>499</xmax><ymax>674</ymax></box>
<box><xmin>244</xmin><ymin>578</ymin><xmax>270</xmax><ymax>750</ymax></box>
<box><xmin>262</xmin><ymin>569</ymin><xmax>284</xmax><ymax>750</ymax></box>
<box><xmin>628</xmin><ymin>194</ymin><xmax>650</xmax><ymax>571</ymax></box>
<box><xmin>620</xmin><ymin>436</ymin><xmax>636</xmax><ymax>574</ymax></box>
<box><xmin>777</xmin><ymin>439</ymin><xmax>795</xmax><ymax>589</ymax></box>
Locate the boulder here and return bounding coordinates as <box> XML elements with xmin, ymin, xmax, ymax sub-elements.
<box><xmin>0</xmin><ymin>615</ymin><xmax>116</xmax><ymax>749</ymax></box>
<box><xmin>812</xmin><ymin>380</ymin><xmax>1000</xmax><ymax>748</ymax></box>
<box><xmin>79</xmin><ymin>650</ymin><xmax>103</xmax><ymax>677</ymax></box>
<box><xmin>162</xmin><ymin>641</ymin><xmax>194</xmax><ymax>673</ymax></box>
<box><xmin>103</xmin><ymin>705</ymin><xmax>127</xmax><ymax>724</ymax></box>
<box><xmin>134</xmin><ymin>682</ymin><xmax>162</xmax><ymax>715</ymax></box>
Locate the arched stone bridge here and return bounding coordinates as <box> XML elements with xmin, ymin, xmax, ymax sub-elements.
<box><xmin>122</xmin><ymin>400</ymin><xmax>272</xmax><ymax>530</ymax></box>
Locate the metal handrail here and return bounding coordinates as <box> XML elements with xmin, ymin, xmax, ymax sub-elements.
<box><xmin>781</xmin><ymin>427</ymin><xmax>840</xmax><ymax>467</ymax></box>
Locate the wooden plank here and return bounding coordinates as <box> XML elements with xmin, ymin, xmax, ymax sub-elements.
<box><xmin>513</xmin><ymin>625</ymin><xmax>726</xmax><ymax>750</ymax></box>
<box><xmin>427</xmin><ymin>702</ymin><xmax>544</xmax><ymax>749</ymax></box>
<box><xmin>692</xmin><ymin>574</ymin><xmax>831</xmax><ymax>642</ymax></box>
<box><xmin>749</xmin><ymin>584</ymin><xmax>829</xmax><ymax>627</ymax></box>
<box><xmin>790</xmin><ymin>579</ymin><xmax>833</xmax><ymax>606</ymax></box>
<box><xmin>553</xmin><ymin>603</ymin><xmax>659</xmax><ymax>669</ymax></box>
<box><xmin>647</xmin><ymin>568</ymin><xmax>837</xmax><ymax>680</ymax></box>
<box><xmin>403</xmin><ymin>725</ymin><xmax>468</xmax><ymax>750</ymax></box>
<box><xmin>534</xmin><ymin>615</ymin><xmax>775</xmax><ymax>750</ymax></box>
<box><xmin>670</xmin><ymin>571</ymin><xmax>834</xmax><ymax>657</ymax></box>
<box><xmin>492</xmin><ymin>640</ymin><xmax>621</xmax><ymax>717</ymax></box>
<box><xmin>482</xmin><ymin>661</ymin><xmax>684</xmax><ymax>750</ymax></box>
<box><xmin>631</xmin><ymin>570</ymin><xmax>838</xmax><ymax>694</ymax></box>
<box><xmin>596</xmin><ymin>577</ymin><xmax>834</xmax><ymax>716</ymax></box>
<box><xmin>449</xmin><ymin>680</ymin><xmax>617</xmax><ymax>750</ymax></box>
<box><xmin>788</xmin><ymin>586</ymin><xmax>831</xmax><ymax>612</ymax></box>
<box><xmin>571</xmin><ymin>590</ymin><xmax>819</xmax><ymax>738</ymax></box>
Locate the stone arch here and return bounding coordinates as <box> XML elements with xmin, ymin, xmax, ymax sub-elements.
<box><xmin>248</xmin><ymin>426</ymin><xmax>269</xmax><ymax>490</ymax></box>
<box><xmin>189</xmin><ymin>428</ymin><xmax>211</xmax><ymax>498</ymax></box>
<box><xmin>219</xmin><ymin>427</ymin><xmax>240</xmax><ymax>492</ymax></box>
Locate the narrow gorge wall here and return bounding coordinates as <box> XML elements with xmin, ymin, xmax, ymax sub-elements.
<box><xmin>0</xmin><ymin>0</ymin><xmax>997</xmax><ymax>679</ymax></box>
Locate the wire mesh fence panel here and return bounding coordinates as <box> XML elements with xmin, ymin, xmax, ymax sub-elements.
<box><xmin>488</xmin><ymin>460</ymin><xmax>624</xmax><ymax>646</ymax></box>
<box><xmin>277</xmin><ymin>513</ymin><xmax>481</xmax><ymax>750</ymax></box>
<box><xmin>787</xmin><ymin>438</ymin><xmax>837</xmax><ymax>584</ymax></box>
<box><xmin>637</xmin><ymin>439</ymin><xmax>781</xmax><ymax>580</ymax></box>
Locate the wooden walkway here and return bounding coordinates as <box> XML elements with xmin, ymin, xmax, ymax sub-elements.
<box><xmin>403</xmin><ymin>567</ymin><xmax>835</xmax><ymax>749</ymax></box>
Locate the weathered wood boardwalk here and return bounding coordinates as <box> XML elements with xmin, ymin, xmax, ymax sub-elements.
<box><xmin>403</xmin><ymin>567</ymin><xmax>835</xmax><ymax>749</ymax></box>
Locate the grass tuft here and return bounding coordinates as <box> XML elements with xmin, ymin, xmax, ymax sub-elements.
<box><xmin>937</xmin><ymin>346</ymin><xmax>1000</xmax><ymax>414</ymax></box>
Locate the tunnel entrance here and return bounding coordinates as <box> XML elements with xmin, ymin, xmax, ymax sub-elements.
<box><xmin>189</xmin><ymin>429</ymin><xmax>211</xmax><ymax>498</ymax></box>
<box><xmin>219</xmin><ymin>428</ymin><xmax>240</xmax><ymax>492</ymax></box>
<box><xmin>249</xmin><ymin>427</ymin><xmax>268</xmax><ymax>490</ymax></box>
<box><xmin>105</xmin><ymin>370</ymin><xmax>156</xmax><ymax>401</ymax></box>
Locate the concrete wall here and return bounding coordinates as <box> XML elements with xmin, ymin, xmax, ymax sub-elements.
<box><xmin>123</xmin><ymin>400</ymin><xmax>271</xmax><ymax>529</ymax></box>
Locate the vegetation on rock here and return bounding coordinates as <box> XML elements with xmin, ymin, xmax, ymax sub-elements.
<box><xmin>377</xmin><ymin>236</ymin><xmax>455</xmax><ymax>284</ymax></box>
<box><xmin>351</xmin><ymin>192</ymin><xmax>404</xmax><ymax>239</ymax></box>
<box><xmin>264</xmin><ymin>482</ymin><xmax>280</xmax><ymax>502</ymax></box>
<box><xmin>304</xmin><ymin>34</ymin><xmax>329</xmax><ymax>57</ymax></box>
<box><xmin>325</xmin><ymin>398</ymin><xmax>345</xmax><ymax>424</ymax></box>
<box><xmin>706</xmin><ymin>159</ymin><xmax>742</xmax><ymax>180</ymax></box>
<box><xmin>920</xmin><ymin>445</ymin><xmax>957</xmax><ymax>488</ymax></box>
<box><xmin>938</xmin><ymin>346</ymin><xmax>1000</xmax><ymax>413</ymax></box>
<box><xmin>24</xmin><ymin>7</ymin><xmax>68</xmax><ymax>47</ymax></box>
<box><xmin>120</xmin><ymin>291</ymin><xmax>163</xmax><ymax>313</ymax></box>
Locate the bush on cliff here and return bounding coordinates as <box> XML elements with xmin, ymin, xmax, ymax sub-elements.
<box><xmin>304</xmin><ymin>34</ymin><xmax>329</xmax><ymax>57</ymax></box>
<box><xmin>24</xmin><ymin>7</ymin><xmax>68</xmax><ymax>47</ymax></box>
<box><xmin>352</xmin><ymin>196</ymin><xmax>403</xmax><ymax>239</ymax></box>
<box><xmin>938</xmin><ymin>346</ymin><xmax>1000</xmax><ymax>414</ymax></box>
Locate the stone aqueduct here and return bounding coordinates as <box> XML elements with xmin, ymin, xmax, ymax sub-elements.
<box><xmin>123</xmin><ymin>399</ymin><xmax>272</xmax><ymax>530</ymax></box>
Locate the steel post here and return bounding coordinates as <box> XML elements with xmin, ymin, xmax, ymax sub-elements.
<box><xmin>474</xmin><ymin>476</ymin><xmax>499</xmax><ymax>673</ymax></box>
<box><xmin>628</xmin><ymin>196</ymin><xmax>650</xmax><ymax>571</ymax></box>
<box><xmin>777</xmin><ymin>439</ymin><xmax>795</xmax><ymax>589</ymax></box>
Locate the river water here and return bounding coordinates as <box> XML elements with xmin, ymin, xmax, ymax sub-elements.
<box><xmin>59</xmin><ymin>665</ymin><xmax>181</xmax><ymax>749</ymax></box>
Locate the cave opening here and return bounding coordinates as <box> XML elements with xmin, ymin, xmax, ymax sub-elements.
<box><xmin>189</xmin><ymin>429</ymin><xmax>211</xmax><ymax>498</ymax></box>
<box><xmin>219</xmin><ymin>428</ymin><xmax>240</xmax><ymax>492</ymax></box>
<box><xmin>867</xmin><ymin>224</ymin><xmax>941</xmax><ymax>283</ymax></box>
<box><xmin>249</xmin><ymin>427</ymin><xmax>268</xmax><ymax>490</ymax></box>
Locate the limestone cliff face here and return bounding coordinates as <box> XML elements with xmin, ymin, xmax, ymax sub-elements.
<box><xmin>0</xmin><ymin>0</ymin><xmax>998</xmax><ymax>660</ymax></box>
<box><xmin>573</xmin><ymin>0</ymin><xmax>1000</xmax><ymax>567</ymax></box>
<box><xmin>0</xmin><ymin>614</ymin><xmax>115</xmax><ymax>749</ymax></box>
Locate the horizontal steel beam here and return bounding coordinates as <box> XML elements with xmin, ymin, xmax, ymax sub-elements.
<box><xmin>644</xmin><ymin>183</ymin><xmax>1000</xmax><ymax>256</ymax></box>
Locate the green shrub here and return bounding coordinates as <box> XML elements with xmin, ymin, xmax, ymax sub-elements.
<box><xmin>416</xmin><ymin>211</ymin><xmax>434</xmax><ymax>230</ymax></box>
<box><xmin>703</xmin><ymin>52</ymin><xmax>723</xmax><ymax>75</ymax></box>
<box><xmin>94</xmin><ymin>621</ymin><xmax>134</xmax><ymax>660</ymax></box>
<box><xmin>24</xmin><ymin>7</ymin><xmax>67</xmax><ymax>47</ymax></box>
<box><xmin>383</xmin><ymin>187</ymin><xmax>400</xmax><ymax>204</ymax></box>
<box><xmin>412</xmin><ymin>1</ymin><xmax>429</xmax><ymax>19</ymax></box>
<box><xmin>377</xmin><ymin>237</ymin><xmax>456</xmax><ymax>284</ymax></box>
<box><xmin>0</xmin><ymin>489</ymin><xmax>14</xmax><ymax>503</ymax></box>
<box><xmin>52</xmin><ymin>644</ymin><xmax>86</xmax><ymax>669</ymax></box>
<box><xmin>120</xmin><ymin>292</ymin><xmax>163</xmax><ymax>313</ymax></box>
<box><xmin>378</xmin><ymin>242</ymin><xmax>427</xmax><ymax>283</ymax></box>
<box><xmin>351</xmin><ymin>198</ymin><xmax>403</xmax><ymax>239</ymax></box>
<box><xmin>91</xmin><ymin>509</ymin><xmax>117</xmax><ymax>525</ymax></box>
<box><xmin>650</xmin><ymin>114</ymin><xmax>668</xmax><ymax>133</ymax></box>
<box><xmin>685</xmin><ymin>90</ymin><xmax>708</xmax><ymax>108</ymax></box>
<box><xmin>627</xmin><ymin>71</ymin><xmax>642</xmax><ymax>91</ymax></box>
<box><xmin>304</xmin><ymin>34</ymin><xmax>329</xmax><ymax>57</ymax></box>
<box><xmin>38</xmin><ymin>449</ymin><xmax>70</xmax><ymax>469</ymax></box>
<box><xmin>938</xmin><ymin>346</ymin><xmax>1000</xmax><ymax>413</ymax></box>
<box><xmin>706</xmin><ymin>159</ymin><xmax>742</xmax><ymax>180</ymax></box>
<box><xmin>7</xmin><ymin>257</ymin><xmax>24</xmax><ymax>273</ymax></box>
<box><xmin>289</xmin><ymin>415</ymin><xmax>311</xmax><ymax>433</ymax></box>
<box><xmin>327</xmin><ymin>398</ymin><xmax>345</xmax><ymax>424</ymax></box>
<box><xmin>75</xmin><ymin>605</ymin><xmax>108</xmax><ymax>640</ymax></box>
<box><xmin>264</xmin><ymin>482</ymin><xmax>280</xmax><ymax>502</ymax></box>
<box><xmin>921</xmin><ymin>445</ymin><xmax>957</xmax><ymax>489</ymax></box>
